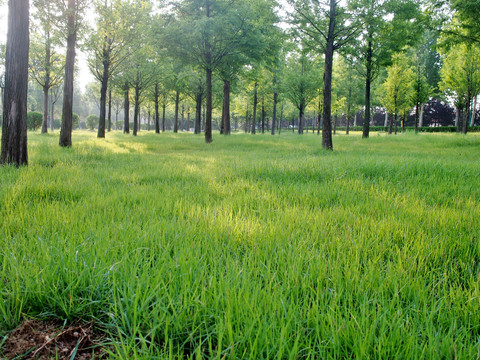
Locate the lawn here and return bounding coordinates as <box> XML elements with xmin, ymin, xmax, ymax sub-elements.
<box><xmin>1</xmin><ymin>130</ymin><xmax>479</xmax><ymax>359</ymax></box>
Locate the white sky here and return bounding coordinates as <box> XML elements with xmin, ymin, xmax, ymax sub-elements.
<box><xmin>0</xmin><ymin>3</ymin><xmax>95</xmax><ymax>92</ymax></box>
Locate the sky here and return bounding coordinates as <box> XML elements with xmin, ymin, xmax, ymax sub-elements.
<box><xmin>0</xmin><ymin>3</ymin><xmax>95</xmax><ymax>92</ymax></box>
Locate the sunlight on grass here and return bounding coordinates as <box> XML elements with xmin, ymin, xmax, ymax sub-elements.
<box><xmin>1</xmin><ymin>130</ymin><xmax>479</xmax><ymax>359</ymax></box>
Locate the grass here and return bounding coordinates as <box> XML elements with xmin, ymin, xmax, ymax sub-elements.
<box><xmin>1</xmin><ymin>130</ymin><xmax>479</xmax><ymax>359</ymax></box>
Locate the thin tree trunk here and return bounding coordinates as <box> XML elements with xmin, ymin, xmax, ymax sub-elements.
<box><xmin>195</xmin><ymin>91</ymin><xmax>202</xmax><ymax>134</ymax></box>
<box><xmin>133</xmin><ymin>83</ymin><xmax>140</xmax><ymax>136</ymax></box>
<box><xmin>107</xmin><ymin>89</ymin><xmax>112</xmax><ymax>132</ymax></box>
<box><xmin>271</xmin><ymin>91</ymin><xmax>277</xmax><ymax>135</ymax></box>
<box><xmin>181</xmin><ymin>103</ymin><xmax>185</xmax><ymax>131</ymax></box>
<box><xmin>455</xmin><ymin>106</ymin><xmax>460</xmax><ymax>132</ymax></box>
<box><xmin>252</xmin><ymin>82</ymin><xmax>257</xmax><ymax>134</ymax></box>
<box><xmin>154</xmin><ymin>84</ymin><xmax>160</xmax><ymax>134</ymax></box>
<box><xmin>162</xmin><ymin>103</ymin><xmax>166</xmax><ymax>132</ymax></box>
<box><xmin>415</xmin><ymin>102</ymin><xmax>419</xmax><ymax>133</ymax></box>
<box><xmin>98</xmin><ymin>53</ymin><xmax>109</xmax><ymax>138</ymax></box>
<box><xmin>299</xmin><ymin>104</ymin><xmax>305</xmax><ymax>135</ymax></box>
<box><xmin>261</xmin><ymin>100</ymin><xmax>265</xmax><ymax>134</ymax></box>
<box><xmin>174</xmin><ymin>90</ymin><xmax>179</xmax><ymax>133</ymax></box>
<box><xmin>470</xmin><ymin>96</ymin><xmax>477</xmax><ymax>127</ymax></box>
<box><xmin>362</xmin><ymin>39</ymin><xmax>373</xmax><ymax>139</ymax></box>
<box><xmin>388</xmin><ymin>112</ymin><xmax>394</xmax><ymax>134</ymax></box>
<box><xmin>59</xmin><ymin>0</ymin><xmax>76</xmax><ymax>147</ymax></box>
<box><xmin>384</xmin><ymin>110</ymin><xmax>388</xmax><ymax>127</ymax></box>
<box><xmin>123</xmin><ymin>85</ymin><xmax>130</xmax><ymax>134</ymax></box>
<box><xmin>463</xmin><ymin>101</ymin><xmax>470</xmax><ymax>134</ymax></box>
<box><xmin>1</xmin><ymin>0</ymin><xmax>29</xmax><ymax>166</ymax></box>
<box><xmin>222</xmin><ymin>79</ymin><xmax>231</xmax><ymax>135</ymax></box>
<box><xmin>419</xmin><ymin>104</ymin><xmax>425</xmax><ymax>127</ymax></box>
<box><xmin>42</xmin><ymin>85</ymin><xmax>49</xmax><ymax>134</ymax></box>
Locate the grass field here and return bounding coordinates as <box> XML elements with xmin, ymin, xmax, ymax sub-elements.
<box><xmin>1</xmin><ymin>130</ymin><xmax>479</xmax><ymax>359</ymax></box>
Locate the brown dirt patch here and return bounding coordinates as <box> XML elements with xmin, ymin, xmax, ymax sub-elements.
<box><xmin>1</xmin><ymin>319</ymin><xmax>109</xmax><ymax>359</ymax></box>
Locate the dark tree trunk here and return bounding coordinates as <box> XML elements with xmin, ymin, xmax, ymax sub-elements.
<box><xmin>394</xmin><ymin>113</ymin><xmax>398</xmax><ymax>135</ymax></box>
<box><xmin>245</xmin><ymin>102</ymin><xmax>249</xmax><ymax>133</ymax></box>
<box><xmin>222</xmin><ymin>79</ymin><xmax>230</xmax><ymax>135</ymax></box>
<box><xmin>298</xmin><ymin>103</ymin><xmax>305</xmax><ymax>135</ymax></box>
<box><xmin>261</xmin><ymin>100</ymin><xmax>265</xmax><ymax>134</ymax></box>
<box><xmin>415</xmin><ymin>102</ymin><xmax>419</xmax><ymax>133</ymax></box>
<box><xmin>272</xmin><ymin>91</ymin><xmax>277</xmax><ymax>135</ymax></box>
<box><xmin>162</xmin><ymin>103</ymin><xmax>166</xmax><ymax>132</ymax></box>
<box><xmin>124</xmin><ymin>85</ymin><xmax>130</xmax><ymax>134</ymax></box>
<box><xmin>252</xmin><ymin>82</ymin><xmax>257</xmax><ymax>134</ymax></box>
<box><xmin>107</xmin><ymin>89</ymin><xmax>112</xmax><ymax>132</ymax></box>
<box><xmin>463</xmin><ymin>101</ymin><xmax>470</xmax><ymax>134</ymax></box>
<box><xmin>154</xmin><ymin>84</ymin><xmax>160</xmax><ymax>134</ymax></box>
<box><xmin>98</xmin><ymin>53</ymin><xmax>109</xmax><ymax>138</ymax></box>
<box><xmin>362</xmin><ymin>39</ymin><xmax>373</xmax><ymax>139</ymax></box>
<box><xmin>321</xmin><ymin>0</ymin><xmax>336</xmax><ymax>150</ymax></box>
<box><xmin>1</xmin><ymin>0</ymin><xmax>29</xmax><ymax>166</ymax></box>
<box><xmin>401</xmin><ymin>113</ymin><xmax>405</xmax><ymax>133</ymax></box>
<box><xmin>195</xmin><ymin>91</ymin><xmax>202</xmax><ymax>134</ymax></box>
<box><xmin>42</xmin><ymin>85</ymin><xmax>49</xmax><ymax>134</ymax></box>
<box><xmin>204</xmin><ymin>2</ymin><xmax>213</xmax><ymax>143</ymax></box>
<box><xmin>174</xmin><ymin>90</ymin><xmax>179</xmax><ymax>133</ymax></box>
<box><xmin>388</xmin><ymin>112</ymin><xmax>394</xmax><ymax>134</ymax></box>
<box><xmin>59</xmin><ymin>0</ymin><xmax>77</xmax><ymax>147</ymax></box>
<box><xmin>181</xmin><ymin>103</ymin><xmax>185</xmax><ymax>131</ymax></box>
<box><xmin>133</xmin><ymin>83</ymin><xmax>140</xmax><ymax>136</ymax></box>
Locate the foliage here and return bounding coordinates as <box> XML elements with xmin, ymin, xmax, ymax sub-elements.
<box><xmin>86</xmin><ymin>115</ymin><xmax>100</xmax><ymax>130</ymax></box>
<box><xmin>27</xmin><ymin>112</ymin><xmax>43</xmax><ymax>131</ymax></box>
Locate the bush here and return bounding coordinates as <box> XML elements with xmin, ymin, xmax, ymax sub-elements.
<box><xmin>27</xmin><ymin>112</ymin><xmax>43</xmax><ymax>131</ymax></box>
<box><xmin>86</xmin><ymin>115</ymin><xmax>99</xmax><ymax>130</ymax></box>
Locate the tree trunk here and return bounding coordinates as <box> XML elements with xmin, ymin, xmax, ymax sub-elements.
<box><xmin>123</xmin><ymin>85</ymin><xmax>130</xmax><ymax>134</ymax></box>
<box><xmin>133</xmin><ymin>83</ymin><xmax>140</xmax><ymax>136</ymax></box>
<box><xmin>419</xmin><ymin>104</ymin><xmax>425</xmax><ymax>127</ymax></box>
<box><xmin>299</xmin><ymin>103</ymin><xmax>305</xmax><ymax>135</ymax></box>
<box><xmin>271</xmin><ymin>91</ymin><xmax>277</xmax><ymax>135</ymax></box>
<box><xmin>1</xmin><ymin>0</ymin><xmax>29</xmax><ymax>166</ymax></box>
<box><xmin>162</xmin><ymin>103</ymin><xmax>166</xmax><ymax>132</ymax></box>
<box><xmin>59</xmin><ymin>0</ymin><xmax>77</xmax><ymax>147</ymax></box>
<box><xmin>42</xmin><ymin>85</ymin><xmax>49</xmax><ymax>134</ymax></box>
<box><xmin>362</xmin><ymin>39</ymin><xmax>373</xmax><ymax>139</ymax></box>
<box><xmin>205</xmin><ymin>67</ymin><xmax>213</xmax><ymax>143</ymax></box>
<box><xmin>174</xmin><ymin>90</ymin><xmax>179</xmax><ymax>133</ymax></box>
<box><xmin>384</xmin><ymin>110</ymin><xmax>388</xmax><ymax>127</ymax></box>
<box><xmin>195</xmin><ymin>91</ymin><xmax>202</xmax><ymax>134</ymax></box>
<box><xmin>245</xmin><ymin>102</ymin><xmax>249</xmax><ymax>133</ymax></box>
<box><xmin>333</xmin><ymin>113</ymin><xmax>337</xmax><ymax>135</ymax></box>
<box><xmin>470</xmin><ymin>96</ymin><xmax>477</xmax><ymax>127</ymax></box>
<box><xmin>252</xmin><ymin>82</ymin><xmax>257</xmax><ymax>134</ymax></box>
<box><xmin>98</xmin><ymin>53</ymin><xmax>109</xmax><ymax>138</ymax></box>
<box><xmin>261</xmin><ymin>100</ymin><xmax>265</xmax><ymax>134</ymax></box>
<box><xmin>388</xmin><ymin>112</ymin><xmax>394</xmax><ymax>134</ymax></box>
<box><xmin>181</xmin><ymin>103</ymin><xmax>185</xmax><ymax>131</ymax></box>
<box><xmin>222</xmin><ymin>79</ymin><xmax>231</xmax><ymax>135</ymax></box>
<box><xmin>108</xmin><ymin>89</ymin><xmax>112</xmax><ymax>132</ymax></box>
<box><xmin>414</xmin><ymin>102</ymin><xmax>419</xmax><ymax>133</ymax></box>
<box><xmin>455</xmin><ymin>106</ymin><xmax>460</xmax><ymax>132</ymax></box>
<box><xmin>463</xmin><ymin>101</ymin><xmax>470</xmax><ymax>134</ymax></box>
<box><xmin>154</xmin><ymin>84</ymin><xmax>160</xmax><ymax>134</ymax></box>
<box><xmin>401</xmin><ymin>113</ymin><xmax>405</xmax><ymax>133</ymax></box>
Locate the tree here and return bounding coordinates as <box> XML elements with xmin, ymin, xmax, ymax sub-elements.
<box><xmin>289</xmin><ymin>0</ymin><xmax>359</xmax><ymax>149</ymax></box>
<box><xmin>440</xmin><ymin>43</ymin><xmax>480</xmax><ymax>134</ymax></box>
<box><xmin>58</xmin><ymin>0</ymin><xmax>89</xmax><ymax>147</ymax></box>
<box><xmin>380</xmin><ymin>52</ymin><xmax>414</xmax><ymax>134</ymax></box>
<box><xmin>30</xmin><ymin>0</ymin><xmax>64</xmax><ymax>134</ymax></box>
<box><xmin>1</xmin><ymin>0</ymin><xmax>30</xmax><ymax>166</ymax></box>
<box><xmin>164</xmin><ymin>0</ymin><xmax>280</xmax><ymax>143</ymax></box>
<box><xmin>347</xmin><ymin>0</ymin><xmax>421</xmax><ymax>138</ymax></box>
<box><xmin>282</xmin><ymin>51</ymin><xmax>319</xmax><ymax>135</ymax></box>
<box><xmin>88</xmin><ymin>0</ymin><xmax>140</xmax><ymax>139</ymax></box>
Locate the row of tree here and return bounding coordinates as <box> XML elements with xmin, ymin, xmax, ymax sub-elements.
<box><xmin>2</xmin><ymin>0</ymin><xmax>480</xmax><ymax>166</ymax></box>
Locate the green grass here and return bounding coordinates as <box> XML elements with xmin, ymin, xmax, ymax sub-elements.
<box><xmin>1</xmin><ymin>130</ymin><xmax>479</xmax><ymax>359</ymax></box>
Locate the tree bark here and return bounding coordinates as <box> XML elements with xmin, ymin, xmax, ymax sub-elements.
<box><xmin>59</xmin><ymin>0</ymin><xmax>77</xmax><ymax>147</ymax></box>
<box><xmin>42</xmin><ymin>85</ymin><xmax>49</xmax><ymax>134</ymax></box>
<box><xmin>162</xmin><ymin>103</ymin><xmax>166</xmax><ymax>132</ymax></box>
<box><xmin>1</xmin><ymin>0</ymin><xmax>29</xmax><ymax>166</ymax></box>
<box><xmin>299</xmin><ymin>103</ymin><xmax>305</xmax><ymax>135</ymax></box>
<box><xmin>195</xmin><ymin>90</ymin><xmax>202</xmax><ymax>134</ymax></box>
<box><xmin>470</xmin><ymin>96</ymin><xmax>477</xmax><ymax>127</ymax></box>
<box><xmin>123</xmin><ymin>85</ymin><xmax>130</xmax><ymax>134</ymax></box>
<box><xmin>271</xmin><ymin>91</ymin><xmax>277</xmax><ymax>135</ymax></box>
<box><xmin>174</xmin><ymin>90</ymin><xmax>179</xmax><ymax>133</ymax></box>
<box><xmin>222</xmin><ymin>79</ymin><xmax>231</xmax><ymax>135</ymax></box>
<box><xmin>362</xmin><ymin>39</ymin><xmax>373</xmax><ymax>139</ymax></box>
<box><xmin>107</xmin><ymin>89</ymin><xmax>112</xmax><ymax>132</ymax></box>
<box><xmin>97</xmin><ymin>51</ymin><xmax>109</xmax><ymax>138</ymax></box>
<box><xmin>154</xmin><ymin>84</ymin><xmax>160</xmax><ymax>134</ymax></box>
<box><xmin>133</xmin><ymin>83</ymin><xmax>140</xmax><ymax>136</ymax></box>
<box><xmin>261</xmin><ymin>100</ymin><xmax>265</xmax><ymax>134</ymax></box>
<box><xmin>252</xmin><ymin>82</ymin><xmax>257</xmax><ymax>134</ymax></box>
